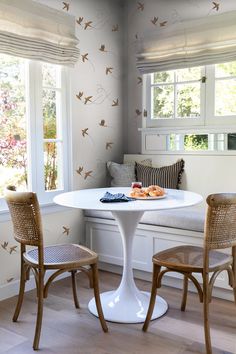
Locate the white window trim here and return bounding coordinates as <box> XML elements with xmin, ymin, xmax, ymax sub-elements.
<box><xmin>0</xmin><ymin>59</ymin><xmax>72</xmax><ymax>214</ymax></box>
<box><xmin>143</xmin><ymin>64</ymin><xmax>236</xmax><ymax>130</ymax></box>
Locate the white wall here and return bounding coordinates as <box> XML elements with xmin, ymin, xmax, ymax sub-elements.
<box><xmin>126</xmin><ymin>0</ymin><xmax>236</xmax><ymax>153</ymax></box>
<box><xmin>0</xmin><ymin>0</ymin><xmax>125</xmax><ymax>290</ymax></box>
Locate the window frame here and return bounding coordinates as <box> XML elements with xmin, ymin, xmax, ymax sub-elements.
<box><xmin>144</xmin><ymin>63</ymin><xmax>236</xmax><ymax>129</ymax></box>
<box><xmin>0</xmin><ymin>58</ymin><xmax>71</xmax><ymax>212</ymax></box>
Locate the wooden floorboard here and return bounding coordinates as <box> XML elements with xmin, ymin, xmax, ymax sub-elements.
<box><xmin>0</xmin><ymin>271</ymin><xmax>235</xmax><ymax>354</ymax></box>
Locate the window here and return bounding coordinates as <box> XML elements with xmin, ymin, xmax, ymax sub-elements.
<box><xmin>144</xmin><ymin>61</ymin><xmax>236</xmax><ymax>129</ymax></box>
<box><xmin>0</xmin><ymin>53</ymin><xmax>69</xmax><ymax>210</ymax></box>
<box><xmin>167</xmin><ymin>133</ymin><xmax>236</xmax><ymax>152</ymax></box>
<box><xmin>214</xmin><ymin>62</ymin><xmax>236</xmax><ymax>117</ymax></box>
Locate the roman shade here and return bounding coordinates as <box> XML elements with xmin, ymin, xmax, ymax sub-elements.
<box><xmin>0</xmin><ymin>0</ymin><xmax>79</xmax><ymax>66</ymax></box>
<box><xmin>137</xmin><ymin>11</ymin><xmax>236</xmax><ymax>73</ymax></box>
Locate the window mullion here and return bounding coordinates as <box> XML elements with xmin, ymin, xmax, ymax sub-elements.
<box><xmin>26</xmin><ymin>60</ymin><xmax>38</xmax><ymax>192</ymax></box>
<box><xmin>174</xmin><ymin>71</ymin><xmax>177</xmax><ymax>119</ymax></box>
<box><xmin>33</xmin><ymin>61</ymin><xmax>45</xmax><ymax>201</ymax></box>
<box><xmin>60</xmin><ymin>66</ymin><xmax>70</xmax><ymax>192</ymax></box>
<box><xmin>205</xmin><ymin>64</ymin><xmax>215</xmax><ymax>125</ymax></box>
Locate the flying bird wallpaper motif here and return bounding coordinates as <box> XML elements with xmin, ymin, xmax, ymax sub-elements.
<box><xmin>106</xmin><ymin>67</ymin><xmax>113</xmax><ymax>75</ymax></box>
<box><xmin>76</xmin><ymin>17</ymin><xmax>83</xmax><ymax>26</ymax></box>
<box><xmin>1</xmin><ymin>242</ymin><xmax>17</xmax><ymax>255</ymax></box>
<box><xmin>112</xmin><ymin>24</ymin><xmax>119</xmax><ymax>32</ymax></box>
<box><xmin>62</xmin><ymin>226</ymin><xmax>70</xmax><ymax>236</ymax></box>
<box><xmin>82</xmin><ymin>128</ymin><xmax>89</xmax><ymax>137</ymax></box>
<box><xmin>99</xmin><ymin>119</ymin><xmax>107</xmax><ymax>127</ymax></box>
<box><xmin>62</xmin><ymin>2</ymin><xmax>69</xmax><ymax>11</ymax></box>
<box><xmin>112</xmin><ymin>98</ymin><xmax>119</xmax><ymax>106</ymax></box>
<box><xmin>76</xmin><ymin>166</ymin><xmax>83</xmax><ymax>176</ymax></box>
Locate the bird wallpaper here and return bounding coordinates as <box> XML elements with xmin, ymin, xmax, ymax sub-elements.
<box><xmin>0</xmin><ymin>0</ymin><xmax>124</xmax><ymax>289</ymax></box>
<box><xmin>1</xmin><ymin>0</ymin><xmax>236</xmax><ymax>290</ymax></box>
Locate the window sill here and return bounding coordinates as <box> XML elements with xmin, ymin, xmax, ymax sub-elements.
<box><xmin>0</xmin><ymin>203</ymin><xmax>71</xmax><ymax>223</ymax></box>
<box><xmin>139</xmin><ymin>125</ymin><xmax>236</xmax><ymax>135</ymax></box>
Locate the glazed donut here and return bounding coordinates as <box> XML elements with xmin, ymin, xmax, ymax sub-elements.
<box><xmin>130</xmin><ymin>187</ymin><xmax>149</xmax><ymax>198</ymax></box>
<box><xmin>149</xmin><ymin>189</ymin><xmax>164</xmax><ymax>197</ymax></box>
<box><xmin>130</xmin><ymin>185</ymin><xmax>165</xmax><ymax>198</ymax></box>
<box><xmin>147</xmin><ymin>185</ymin><xmax>165</xmax><ymax>196</ymax></box>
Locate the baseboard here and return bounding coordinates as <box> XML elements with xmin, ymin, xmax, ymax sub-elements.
<box><xmin>0</xmin><ymin>271</ymin><xmax>70</xmax><ymax>301</ymax></box>
<box><xmin>98</xmin><ymin>262</ymin><xmax>234</xmax><ymax>302</ymax></box>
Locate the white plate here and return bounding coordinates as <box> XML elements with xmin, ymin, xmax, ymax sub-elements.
<box><xmin>129</xmin><ymin>194</ymin><xmax>167</xmax><ymax>200</ymax></box>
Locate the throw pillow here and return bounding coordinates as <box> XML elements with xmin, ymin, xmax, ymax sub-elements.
<box><xmin>107</xmin><ymin>159</ymin><xmax>152</xmax><ymax>187</ymax></box>
<box><xmin>135</xmin><ymin>159</ymin><xmax>185</xmax><ymax>189</ymax></box>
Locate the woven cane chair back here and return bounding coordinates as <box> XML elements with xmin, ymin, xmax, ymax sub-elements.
<box><xmin>205</xmin><ymin>193</ymin><xmax>236</xmax><ymax>250</ymax></box>
<box><xmin>5</xmin><ymin>186</ymin><xmax>43</xmax><ymax>247</ymax></box>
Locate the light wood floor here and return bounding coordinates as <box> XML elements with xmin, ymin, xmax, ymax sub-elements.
<box><xmin>0</xmin><ymin>271</ymin><xmax>235</xmax><ymax>354</ymax></box>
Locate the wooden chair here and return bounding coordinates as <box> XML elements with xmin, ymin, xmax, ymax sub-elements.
<box><xmin>143</xmin><ymin>193</ymin><xmax>236</xmax><ymax>354</ymax></box>
<box><xmin>5</xmin><ymin>186</ymin><xmax>108</xmax><ymax>350</ymax></box>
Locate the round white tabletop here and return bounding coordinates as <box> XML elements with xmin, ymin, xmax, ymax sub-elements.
<box><xmin>54</xmin><ymin>187</ymin><xmax>203</xmax><ymax>324</ymax></box>
<box><xmin>54</xmin><ymin>187</ymin><xmax>202</xmax><ymax>212</ymax></box>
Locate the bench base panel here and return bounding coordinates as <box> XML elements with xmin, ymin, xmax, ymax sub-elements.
<box><xmin>85</xmin><ymin>217</ymin><xmax>234</xmax><ymax>301</ymax></box>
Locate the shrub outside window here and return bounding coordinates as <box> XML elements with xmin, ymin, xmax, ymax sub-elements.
<box><xmin>0</xmin><ymin>53</ymin><xmax>70</xmax><ymax>211</ymax></box>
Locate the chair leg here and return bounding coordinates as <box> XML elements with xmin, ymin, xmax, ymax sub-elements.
<box><xmin>203</xmin><ymin>273</ymin><xmax>212</xmax><ymax>354</ymax></box>
<box><xmin>71</xmin><ymin>271</ymin><xmax>80</xmax><ymax>309</ymax></box>
<box><xmin>33</xmin><ymin>269</ymin><xmax>44</xmax><ymax>351</ymax></box>
<box><xmin>13</xmin><ymin>262</ymin><xmax>26</xmax><ymax>322</ymax></box>
<box><xmin>88</xmin><ymin>268</ymin><xmax>93</xmax><ymax>288</ymax></box>
<box><xmin>91</xmin><ymin>263</ymin><xmax>108</xmax><ymax>333</ymax></box>
<box><xmin>142</xmin><ymin>264</ymin><xmax>161</xmax><ymax>332</ymax></box>
<box><xmin>181</xmin><ymin>274</ymin><xmax>189</xmax><ymax>312</ymax></box>
<box><xmin>232</xmin><ymin>248</ymin><xmax>236</xmax><ymax>305</ymax></box>
<box><xmin>233</xmin><ymin>275</ymin><xmax>236</xmax><ymax>305</ymax></box>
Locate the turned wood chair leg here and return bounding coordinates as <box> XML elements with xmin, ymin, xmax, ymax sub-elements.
<box><xmin>13</xmin><ymin>261</ymin><xmax>26</xmax><ymax>322</ymax></box>
<box><xmin>233</xmin><ymin>273</ymin><xmax>236</xmax><ymax>305</ymax></box>
<box><xmin>142</xmin><ymin>264</ymin><xmax>161</xmax><ymax>332</ymax></box>
<box><xmin>71</xmin><ymin>271</ymin><xmax>80</xmax><ymax>309</ymax></box>
<box><xmin>233</xmin><ymin>277</ymin><xmax>236</xmax><ymax>305</ymax></box>
<box><xmin>181</xmin><ymin>274</ymin><xmax>189</xmax><ymax>312</ymax></box>
<box><xmin>203</xmin><ymin>274</ymin><xmax>212</xmax><ymax>354</ymax></box>
<box><xmin>91</xmin><ymin>263</ymin><xmax>108</xmax><ymax>333</ymax></box>
<box><xmin>33</xmin><ymin>270</ymin><xmax>44</xmax><ymax>351</ymax></box>
<box><xmin>88</xmin><ymin>268</ymin><xmax>93</xmax><ymax>288</ymax></box>
<box><xmin>232</xmin><ymin>247</ymin><xmax>236</xmax><ymax>305</ymax></box>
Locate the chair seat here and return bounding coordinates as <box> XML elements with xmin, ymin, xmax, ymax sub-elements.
<box><xmin>24</xmin><ymin>244</ymin><xmax>98</xmax><ymax>269</ymax></box>
<box><xmin>153</xmin><ymin>245</ymin><xmax>233</xmax><ymax>272</ymax></box>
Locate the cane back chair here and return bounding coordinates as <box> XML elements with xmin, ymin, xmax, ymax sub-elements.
<box><xmin>143</xmin><ymin>193</ymin><xmax>236</xmax><ymax>354</ymax></box>
<box><xmin>5</xmin><ymin>186</ymin><xmax>108</xmax><ymax>350</ymax></box>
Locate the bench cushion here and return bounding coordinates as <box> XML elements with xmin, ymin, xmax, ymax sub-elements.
<box><xmin>84</xmin><ymin>206</ymin><xmax>205</xmax><ymax>233</ymax></box>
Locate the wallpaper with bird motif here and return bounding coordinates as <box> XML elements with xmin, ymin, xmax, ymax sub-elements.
<box><xmin>0</xmin><ymin>0</ymin><xmax>124</xmax><ymax>290</ymax></box>
<box><xmin>2</xmin><ymin>0</ymin><xmax>236</xmax><ymax>292</ymax></box>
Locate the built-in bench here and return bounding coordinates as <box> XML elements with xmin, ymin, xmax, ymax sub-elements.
<box><xmin>85</xmin><ymin>153</ymin><xmax>236</xmax><ymax>301</ymax></box>
<box><xmin>85</xmin><ymin>206</ymin><xmax>205</xmax><ymax>233</ymax></box>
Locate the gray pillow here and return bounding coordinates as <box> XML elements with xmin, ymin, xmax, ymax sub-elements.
<box><xmin>107</xmin><ymin>159</ymin><xmax>152</xmax><ymax>187</ymax></box>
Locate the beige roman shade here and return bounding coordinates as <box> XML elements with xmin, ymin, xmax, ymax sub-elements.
<box><xmin>137</xmin><ymin>11</ymin><xmax>236</xmax><ymax>73</ymax></box>
<box><xmin>0</xmin><ymin>0</ymin><xmax>79</xmax><ymax>66</ymax></box>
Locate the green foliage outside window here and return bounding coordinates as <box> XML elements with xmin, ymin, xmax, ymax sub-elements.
<box><xmin>0</xmin><ymin>54</ymin><xmax>59</xmax><ymax>196</ymax></box>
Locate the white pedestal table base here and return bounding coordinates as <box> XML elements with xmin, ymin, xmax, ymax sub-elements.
<box><xmin>88</xmin><ymin>210</ymin><xmax>168</xmax><ymax>323</ymax></box>
<box><xmin>88</xmin><ymin>290</ymin><xmax>168</xmax><ymax>323</ymax></box>
<box><xmin>53</xmin><ymin>188</ymin><xmax>202</xmax><ymax>324</ymax></box>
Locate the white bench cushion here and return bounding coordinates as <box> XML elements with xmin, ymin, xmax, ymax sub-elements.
<box><xmin>84</xmin><ymin>206</ymin><xmax>205</xmax><ymax>233</ymax></box>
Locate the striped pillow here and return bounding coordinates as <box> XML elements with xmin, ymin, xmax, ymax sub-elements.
<box><xmin>135</xmin><ymin>159</ymin><xmax>185</xmax><ymax>189</ymax></box>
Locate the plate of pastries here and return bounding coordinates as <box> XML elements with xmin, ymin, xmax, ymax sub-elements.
<box><xmin>129</xmin><ymin>185</ymin><xmax>166</xmax><ymax>200</ymax></box>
